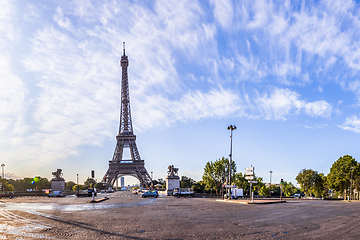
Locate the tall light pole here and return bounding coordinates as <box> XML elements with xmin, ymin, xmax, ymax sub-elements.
<box><xmin>227</xmin><ymin>125</ymin><xmax>236</xmax><ymax>199</ymax></box>
<box><xmin>77</xmin><ymin>174</ymin><xmax>79</xmax><ymax>195</ymax></box>
<box><xmin>1</xmin><ymin>164</ymin><xmax>5</xmax><ymax>179</ymax></box>
<box><xmin>350</xmin><ymin>166</ymin><xmax>354</xmax><ymax>201</ymax></box>
<box><xmin>1</xmin><ymin>164</ymin><xmax>4</xmax><ymax>193</ymax></box>
<box><xmin>269</xmin><ymin>171</ymin><xmax>273</xmax><ymax>198</ymax></box>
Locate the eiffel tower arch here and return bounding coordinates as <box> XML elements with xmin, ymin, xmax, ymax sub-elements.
<box><xmin>103</xmin><ymin>43</ymin><xmax>151</xmax><ymax>188</ymax></box>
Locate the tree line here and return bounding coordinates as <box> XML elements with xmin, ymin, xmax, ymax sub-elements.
<box><xmin>296</xmin><ymin>155</ymin><xmax>360</xmax><ymax>198</ymax></box>
<box><xmin>200</xmin><ymin>157</ymin><xmax>299</xmax><ymax>196</ymax></box>
<box><xmin>1</xmin><ymin>177</ymin><xmax>106</xmax><ymax>192</ymax></box>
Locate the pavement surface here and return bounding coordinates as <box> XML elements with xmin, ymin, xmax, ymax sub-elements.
<box><xmin>0</xmin><ymin>191</ymin><xmax>360</xmax><ymax>239</ymax></box>
<box><xmin>216</xmin><ymin>199</ymin><xmax>286</xmax><ymax>204</ymax></box>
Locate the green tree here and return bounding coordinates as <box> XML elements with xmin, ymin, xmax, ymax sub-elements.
<box><xmin>72</xmin><ymin>184</ymin><xmax>86</xmax><ymax>191</ymax></box>
<box><xmin>180</xmin><ymin>176</ymin><xmax>196</xmax><ymax>188</ymax></box>
<box><xmin>312</xmin><ymin>173</ymin><xmax>326</xmax><ymax>197</ymax></box>
<box><xmin>320</xmin><ymin>174</ymin><xmax>330</xmax><ymax>197</ymax></box>
<box><xmin>296</xmin><ymin>169</ymin><xmax>319</xmax><ymax>196</ymax></box>
<box><xmin>202</xmin><ymin>157</ymin><xmax>236</xmax><ymax>194</ymax></box>
<box><xmin>192</xmin><ymin>180</ymin><xmax>205</xmax><ymax>193</ymax></box>
<box><xmin>253</xmin><ymin>176</ymin><xmax>265</xmax><ymax>194</ymax></box>
<box><xmin>152</xmin><ymin>178</ymin><xmax>166</xmax><ymax>187</ymax></box>
<box><xmin>327</xmin><ymin>155</ymin><xmax>360</xmax><ymax>197</ymax></box>
<box><xmin>65</xmin><ymin>181</ymin><xmax>76</xmax><ymax>191</ymax></box>
<box><xmin>282</xmin><ymin>181</ymin><xmax>296</xmax><ymax>197</ymax></box>
<box><xmin>233</xmin><ymin>172</ymin><xmax>248</xmax><ymax>190</ymax></box>
<box><xmin>0</xmin><ymin>178</ymin><xmax>14</xmax><ymax>191</ymax></box>
<box><xmin>94</xmin><ymin>182</ymin><xmax>104</xmax><ymax>190</ymax></box>
<box><xmin>270</xmin><ymin>185</ymin><xmax>281</xmax><ymax>196</ymax></box>
<box><xmin>84</xmin><ymin>178</ymin><xmax>97</xmax><ymax>188</ymax></box>
<box><xmin>233</xmin><ymin>173</ymin><xmax>263</xmax><ymax>196</ymax></box>
<box><xmin>258</xmin><ymin>186</ymin><xmax>269</xmax><ymax>196</ymax></box>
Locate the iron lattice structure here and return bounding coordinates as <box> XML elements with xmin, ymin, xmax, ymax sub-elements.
<box><xmin>103</xmin><ymin>43</ymin><xmax>151</xmax><ymax>188</ymax></box>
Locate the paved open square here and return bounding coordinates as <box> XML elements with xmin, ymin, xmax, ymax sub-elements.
<box><xmin>0</xmin><ymin>191</ymin><xmax>360</xmax><ymax>239</ymax></box>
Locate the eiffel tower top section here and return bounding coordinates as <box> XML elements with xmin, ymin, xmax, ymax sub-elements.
<box><xmin>119</xmin><ymin>42</ymin><xmax>133</xmax><ymax>135</ymax></box>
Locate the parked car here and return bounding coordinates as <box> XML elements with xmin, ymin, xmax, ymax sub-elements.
<box><xmin>48</xmin><ymin>190</ymin><xmax>65</xmax><ymax>197</ymax></box>
<box><xmin>142</xmin><ymin>190</ymin><xmax>158</xmax><ymax>198</ymax></box>
<box><xmin>0</xmin><ymin>191</ymin><xmax>14</xmax><ymax>199</ymax></box>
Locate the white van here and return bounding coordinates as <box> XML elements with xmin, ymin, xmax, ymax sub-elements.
<box><xmin>48</xmin><ymin>190</ymin><xmax>65</xmax><ymax>197</ymax></box>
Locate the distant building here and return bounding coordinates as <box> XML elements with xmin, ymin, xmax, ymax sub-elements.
<box><xmin>120</xmin><ymin>177</ymin><xmax>124</xmax><ymax>187</ymax></box>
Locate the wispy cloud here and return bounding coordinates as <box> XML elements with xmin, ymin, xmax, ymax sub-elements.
<box><xmin>255</xmin><ymin>87</ymin><xmax>332</xmax><ymax>120</ymax></box>
<box><xmin>339</xmin><ymin>115</ymin><xmax>360</xmax><ymax>133</ymax></box>
<box><xmin>0</xmin><ymin>55</ymin><xmax>28</xmax><ymax>134</ymax></box>
<box><xmin>133</xmin><ymin>88</ymin><xmax>242</xmax><ymax>131</ymax></box>
<box><xmin>210</xmin><ymin>0</ymin><xmax>233</xmax><ymax>29</ymax></box>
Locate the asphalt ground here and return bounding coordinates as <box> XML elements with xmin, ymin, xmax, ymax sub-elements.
<box><xmin>0</xmin><ymin>191</ymin><xmax>360</xmax><ymax>239</ymax></box>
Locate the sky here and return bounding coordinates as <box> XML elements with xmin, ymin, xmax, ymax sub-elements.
<box><xmin>1</xmin><ymin>0</ymin><xmax>360</xmax><ymax>186</ymax></box>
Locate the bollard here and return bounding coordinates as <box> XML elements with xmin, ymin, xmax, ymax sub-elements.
<box><xmin>92</xmin><ymin>191</ymin><xmax>95</xmax><ymax>201</ymax></box>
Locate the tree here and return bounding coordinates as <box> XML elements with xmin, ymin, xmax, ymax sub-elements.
<box><xmin>192</xmin><ymin>180</ymin><xmax>205</xmax><ymax>193</ymax></box>
<box><xmin>258</xmin><ymin>186</ymin><xmax>269</xmax><ymax>196</ymax></box>
<box><xmin>270</xmin><ymin>185</ymin><xmax>281</xmax><ymax>196</ymax></box>
<box><xmin>282</xmin><ymin>181</ymin><xmax>296</xmax><ymax>197</ymax></box>
<box><xmin>202</xmin><ymin>157</ymin><xmax>236</xmax><ymax>194</ymax></box>
<box><xmin>65</xmin><ymin>181</ymin><xmax>76</xmax><ymax>191</ymax></box>
<box><xmin>7</xmin><ymin>177</ymin><xmax>50</xmax><ymax>192</ymax></box>
<box><xmin>233</xmin><ymin>172</ymin><xmax>248</xmax><ymax>190</ymax></box>
<box><xmin>94</xmin><ymin>182</ymin><xmax>104</xmax><ymax>190</ymax></box>
<box><xmin>253</xmin><ymin>176</ymin><xmax>265</xmax><ymax>194</ymax></box>
<box><xmin>84</xmin><ymin>178</ymin><xmax>97</xmax><ymax>188</ymax></box>
<box><xmin>72</xmin><ymin>184</ymin><xmax>86</xmax><ymax>191</ymax></box>
<box><xmin>0</xmin><ymin>178</ymin><xmax>14</xmax><ymax>191</ymax></box>
<box><xmin>180</xmin><ymin>176</ymin><xmax>196</xmax><ymax>188</ymax></box>
<box><xmin>296</xmin><ymin>169</ymin><xmax>319</xmax><ymax>196</ymax></box>
<box><xmin>327</xmin><ymin>155</ymin><xmax>360</xmax><ymax>197</ymax></box>
<box><xmin>152</xmin><ymin>178</ymin><xmax>165</xmax><ymax>186</ymax></box>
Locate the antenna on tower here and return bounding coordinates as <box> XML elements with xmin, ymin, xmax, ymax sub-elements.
<box><xmin>123</xmin><ymin>42</ymin><xmax>125</xmax><ymax>55</ymax></box>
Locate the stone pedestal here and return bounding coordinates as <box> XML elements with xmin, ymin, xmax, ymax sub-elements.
<box><xmin>165</xmin><ymin>175</ymin><xmax>180</xmax><ymax>196</ymax></box>
<box><xmin>51</xmin><ymin>179</ymin><xmax>65</xmax><ymax>191</ymax></box>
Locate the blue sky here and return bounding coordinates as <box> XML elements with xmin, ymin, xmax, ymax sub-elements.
<box><xmin>1</xmin><ymin>0</ymin><xmax>360</xmax><ymax>186</ymax></box>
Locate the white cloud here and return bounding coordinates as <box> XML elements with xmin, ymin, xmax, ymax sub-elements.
<box><xmin>21</xmin><ymin>24</ymin><xmax>119</xmax><ymax>163</ymax></box>
<box><xmin>339</xmin><ymin>115</ymin><xmax>360</xmax><ymax>133</ymax></box>
<box><xmin>133</xmin><ymin>88</ymin><xmax>242</xmax><ymax>131</ymax></box>
<box><xmin>304</xmin><ymin>100</ymin><xmax>332</xmax><ymax>118</ymax></box>
<box><xmin>0</xmin><ymin>55</ymin><xmax>28</xmax><ymax>134</ymax></box>
<box><xmin>0</xmin><ymin>0</ymin><xmax>19</xmax><ymax>42</ymax></box>
<box><xmin>210</xmin><ymin>0</ymin><xmax>233</xmax><ymax>29</ymax></box>
<box><xmin>53</xmin><ymin>7</ymin><xmax>72</xmax><ymax>30</ymax></box>
<box><xmin>227</xmin><ymin>0</ymin><xmax>360</xmax><ymax>94</ymax></box>
<box><xmin>246</xmin><ymin>0</ymin><xmax>269</xmax><ymax>29</ymax></box>
<box><xmin>255</xmin><ymin>87</ymin><xmax>332</xmax><ymax>120</ymax></box>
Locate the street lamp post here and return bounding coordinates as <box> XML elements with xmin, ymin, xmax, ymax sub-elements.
<box><xmin>1</xmin><ymin>164</ymin><xmax>5</xmax><ymax>179</ymax></box>
<box><xmin>269</xmin><ymin>171</ymin><xmax>273</xmax><ymax>198</ymax></box>
<box><xmin>1</xmin><ymin>164</ymin><xmax>4</xmax><ymax>193</ymax></box>
<box><xmin>77</xmin><ymin>174</ymin><xmax>79</xmax><ymax>195</ymax></box>
<box><xmin>350</xmin><ymin>166</ymin><xmax>354</xmax><ymax>201</ymax></box>
<box><xmin>227</xmin><ymin>125</ymin><xmax>236</xmax><ymax>199</ymax></box>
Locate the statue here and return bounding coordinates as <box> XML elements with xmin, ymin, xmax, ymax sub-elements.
<box><xmin>167</xmin><ymin>165</ymin><xmax>179</xmax><ymax>176</ymax></box>
<box><xmin>51</xmin><ymin>169</ymin><xmax>65</xmax><ymax>191</ymax></box>
<box><xmin>165</xmin><ymin>165</ymin><xmax>180</xmax><ymax>196</ymax></box>
<box><xmin>52</xmin><ymin>169</ymin><xmax>64</xmax><ymax>180</ymax></box>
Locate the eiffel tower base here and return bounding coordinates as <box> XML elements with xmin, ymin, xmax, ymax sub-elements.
<box><xmin>104</xmin><ymin>161</ymin><xmax>151</xmax><ymax>189</ymax></box>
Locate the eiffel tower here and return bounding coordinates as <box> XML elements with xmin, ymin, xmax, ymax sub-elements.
<box><xmin>103</xmin><ymin>42</ymin><xmax>151</xmax><ymax>188</ymax></box>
